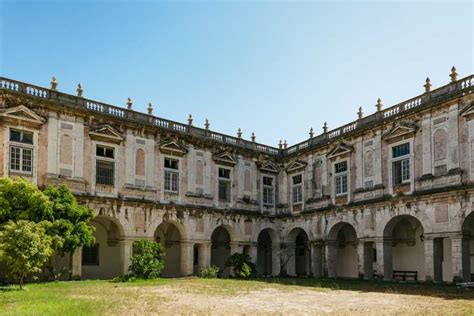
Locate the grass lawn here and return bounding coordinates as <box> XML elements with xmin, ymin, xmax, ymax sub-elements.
<box><xmin>0</xmin><ymin>278</ymin><xmax>473</xmax><ymax>315</ymax></box>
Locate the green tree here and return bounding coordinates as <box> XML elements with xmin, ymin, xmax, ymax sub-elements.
<box><xmin>129</xmin><ymin>240</ymin><xmax>165</xmax><ymax>279</ymax></box>
<box><xmin>225</xmin><ymin>253</ymin><xmax>255</xmax><ymax>278</ymax></box>
<box><xmin>0</xmin><ymin>220</ymin><xmax>53</xmax><ymax>289</ymax></box>
<box><xmin>43</xmin><ymin>185</ymin><xmax>95</xmax><ymax>279</ymax></box>
<box><xmin>0</xmin><ymin>177</ymin><xmax>53</xmax><ymax>223</ymax></box>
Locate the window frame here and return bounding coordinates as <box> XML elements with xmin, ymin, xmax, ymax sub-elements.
<box><xmin>218</xmin><ymin>167</ymin><xmax>232</xmax><ymax>202</ymax></box>
<box><xmin>164</xmin><ymin>157</ymin><xmax>180</xmax><ymax>193</ymax></box>
<box><xmin>333</xmin><ymin>160</ymin><xmax>349</xmax><ymax>196</ymax></box>
<box><xmin>8</xmin><ymin>129</ymin><xmax>34</xmax><ymax>175</ymax></box>
<box><xmin>390</xmin><ymin>142</ymin><xmax>411</xmax><ymax>187</ymax></box>
<box><xmin>291</xmin><ymin>173</ymin><xmax>303</xmax><ymax>204</ymax></box>
<box><xmin>262</xmin><ymin>175</ymin><xmax>275</xmax><ymax>206</ymax></box>
<box><xmin>95</xmin><ymin>144</ymin><xmax>116</xmax><ymax>187</ymax></box>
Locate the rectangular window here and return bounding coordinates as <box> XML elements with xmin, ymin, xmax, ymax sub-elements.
<box><xmin>96</xmin><ymin>160</ymin><xmax>114</xmax><ymax>185</ymax></box>
<box><xmin>96</xmin><ymin>145</ymin><xmax>114</xmax><ymax>158</ymax></box>
<box><xmin>164</xmin><ymin>158</ymin><xmax>179</xmax><ymax>192</ymax></box>
<box><xmin>334</xmin><ymin>161</ymin><xmax>348</xmax><ymax>195</ymax></box>
<box><xmin>218</xmin><ymin>168</ymin><xmax>231</xmax><ymax>202</ymax></box>
<box><xmin>391</xmin><ymin>143</ymin><xmax>410</xmax><ymax>186</ymax></box>
<box><xmin>263</xmin><ymin>176</ymin><xmax>274</xmax><ymax>206</ymax></box>
<box><xmin>82</xmin><ymin>244</ymin><xmax>99</xmax><ymax>266</ymax></box>
<box><xmin>292</xmin><ymin>174</ymin><xmax>303</xmax><ymax>204</ymax></box>
<box><xmin>9</xmin><ymin>146</ymin><xmax>33</xmax><ymax>173</ymax></box>
<box><xmin>10</xmin><ymin>129</ymin><xmax>33</xmax><ymax>144</ymax></box>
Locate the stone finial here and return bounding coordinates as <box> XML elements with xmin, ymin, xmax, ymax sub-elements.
<box><xmin>188</xmin><ymin>114</ymin><xmax>193</xmax><ymax>126</ymax></box>
<box><xmin>147</xmin><ymin>102</ymin><xmax>153</xmax><ymax>115</ymax></box>
<box><xmin>450</xmin><ymin>66</ymin><xmax>458</xmax><ymax>82</ymax></box>
<box><xmin>279</xmin><ymin>140</ymin><xmax>283</xmax><ymax>149</ymax></box>
<box><xmin>376</xmin><ymin>98</ymin><xmax>383</xmax><ymax>112</ymax></box>
<box><xmin>204</xmin><ymin>118</ymin><xmax>210</xmax><ymax>130</ymax></box>
<box><xmin>309</xmin><ymin>127</ymin><xmax>314</xmax><ymax>138</ymax></box>
<box><xmin>323</xmin><ymin>122</ymin><xmax>328</xmax><ymax>133</ymax></box>
<box><xmin>357</xmin><ymin>106</ymin><xmax>363</xmax><ymax>119</ymax></box>
<box><xmin>251</xmin><ymin>132</ymin><xmax>256</xmax><ymax>142</ymax></box>
<box><xmin>237</xmin><ymin>128</ymin><xmax>242</xmax><ymax>138</ymax></box>
<box><xmin>76</xmin><ymin>83</ymin><xmax>83</xmax><ymax>97</ymax></box>
<box><xmin>424</xmin><ymin>77</ymin><xmax>432</xmax><ymax>92</ymax></box>
<box><xmin>50</xmin><ymin>76</ymin><xmax>58</xmax><ymax>90</ymax></box>
<box><xmin>283</xmin><ymin>140</ymin><xmax>287</xmax><ymax>149</ymax></box>
<box><xmin>126</xmin><ymin>97</ymin><xmax>133</xmax><ymax>110</ymax></box>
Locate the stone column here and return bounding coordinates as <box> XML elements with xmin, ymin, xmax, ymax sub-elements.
<box><xmin>424</xmin><ymin>237</ymin><xmax>435</xmax><ymax>282</ymax></box>
<box><xmin>311</xmin><ymin>242</ymin><xmax>323</xmax><ymax>278</ymax></box>
<box><xmin>119</xmin><ymin>240</ymin><xmax>134</xmax><ymax>275</ymax></box>
<box><xmin>325</xmin><ymin>240</ymin><xmax>337</xmax><ymax>278</ymax></box>
<box><xmin>272</xmin><ymin>243</ymin><xmax>281</xmax><ymax>276</ymax></box>
<box><xmin>451</xmin><ymin>235</ymin><xmax>471</xmax><ymax>283</ymax></box>
<box><xmin>230</xmin><ymin>241</ymin><xmax>240</xmax><ymax>256</ymax></box>
<box><xmin>285</xmin><ymin>243</ymin><xmax>296</xmax><ymax>276</ymax></box>
<box><xmin>198</xmin><ymin>242</ymin><xmax>211</xmax><ymax>271</ymax></box>
<box><xmin>375</xmin><ymin>238</ymin><xmax>392</xmax><ymax>280</ymax></box>
<box><xmin>433</xmin><ymin>238</ymin><xmax>444</xmax><ymax>283</ymax></box>
<box><xmin>71</xmin><ymin>247</ymin><xmax>82</xmax><ymax>280</ymax></box>
<box><xmin>180</xmin><ymin>241</ymin><xmax>194</xmax><ymax>276</ymax></box>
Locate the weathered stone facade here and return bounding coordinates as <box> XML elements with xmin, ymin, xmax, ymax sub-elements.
<box><xmin>0</xmin><ymin>69</ymin><xmax>473</xmax><ymax>282</ymax></box>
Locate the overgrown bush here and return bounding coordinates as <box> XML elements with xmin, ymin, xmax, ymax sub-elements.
<box><xmin>129</xmin><ymin>240</ymin><xmax>165</xmax><ymax>279</ymax></box>
<box><xmin>225</xmin><ymin>253</ymin><xmax>255</xmax><ymax>278</ymax></box>
<box><xmin>198</xmin><ymin>265</ymin><xmax>220</xmax><ymax>278</ymax></box>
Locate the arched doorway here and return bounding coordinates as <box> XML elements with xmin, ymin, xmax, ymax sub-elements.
<box><xmin>328</xmin><ymin>223</ymin><xmax>358</xmax><ymax>278</ymax></box>
<box><xmin>462</xmin><ymin>212</ymin><xmax>474</xmax><ymax>282</ymax></box>
<box><xmin>155</xmin><ymin>222</ymin><xmax>183</xmax><ymax>277</ymax></box>
<box><xmin>257</xmin><ymin>228</ymin><xmax>278</xmax><ymax>276</ymax></box>
<box><xmin>82</xmin><ymin>216</ymin><xmax>123</xmax><ymax>279</ymax></box>
<box><xmin>287</xmin><ymin>228</ymin><xmax>310</xmax><ymax>276</ymax></box>
<box><xmin>211</xmin><ymin>226</ymin><xmax>231</xmax><ymax>276</ymax></box>
<box><xmin>383</xmin><ymin>215</ymin><xmax>425</xmax><ymax>281</ymax></box>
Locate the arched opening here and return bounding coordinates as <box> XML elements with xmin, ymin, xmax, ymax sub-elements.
<box><xmin>286</xmin><ymin>228</ymin><xmax>310</xmax><ymax>276</ymax></box>
<box><xmin>257</xmin><ymin>229</ymin><xmax>274</xmax><ymax>276</ymax></box>
<box><xmin>462</xmin><ymin>212</ymin><xmax>474</xmax><ymax>282</ymax></box>
<box><xmin>82</xmin><ymin>216</ymin><xmax>123</xmax><ymax>279</ymax></box>
<box><xmin>328</xmin><ymin>223</ymin><xmax>358</xmax><ymax>278</ymax></box>
<box><xmin>155</xmin><ymin>222</ymin><xmax>183</xmax><ymax>277</ymax></box>
<box><xmin>211</xmin><ymin>226</ymin><xmax>231</xmax><ymax>276</ymax></box>
<box><xmin>383</xmin><ymin>215</ymin><xmax>425</xmax><ymax>281</ymax></box>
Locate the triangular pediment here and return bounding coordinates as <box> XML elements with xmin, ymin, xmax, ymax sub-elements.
<box><xmin>159</xmin><ymin>139</ymin><xmax>188</xmax><ymax>156</ymax></box>
<box><xmin>285</xmin><ymin>159</ymin><xmax>307</xmax><ymax>173</ymax></box>
<box><xmin>258</xmin><ymin>160</ymin><xmax>279</xmax><ymax>173</ymax></box>
<box><xmin>327</xmin><ymin>142</ymin><xmax>353</xmax><ymax>159</ymax></box>
<box><xmin>460</xmin><ymin>101</ymin><xmax>474</xmax><ymax>119</ymax></box>
<box><xmin>383</xmin><ymin>121</ymin><xmax>417</xmax><ymax>141</ymax></box>
<box><xmin>0</xmin><ymin>105</ymin><xmax>45</xmax><ymax>126</ymax></box>
<box><xmin>89</xmin><ymin>125</ymin><xmax>124</xmax><ymax>143</ymax></box>
<box><xmin>213</xmin><ymin>151</ymin><xmax>237</xmax><ymax>166</ymax></box>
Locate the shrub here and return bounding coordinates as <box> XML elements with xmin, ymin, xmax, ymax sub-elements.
<box><xmin>225</xmin><ymin>253</ymin><xmax>255</xmax><ymax>278</ymax></box>
<box><xmin>128</xmin><ymin>240</ymin><xmax>165</xmax><ymax>279</ymax></box>
<box><xmin>199</xmin><ymin>265</ymin><xmax>220</xmax><ymax>278</ymax></box>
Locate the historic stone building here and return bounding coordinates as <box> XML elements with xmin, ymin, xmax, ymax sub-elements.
<box><xmin>0</xmin><ymin>68</ymin><xmax>473</xmax><ymax>283</ymax></box>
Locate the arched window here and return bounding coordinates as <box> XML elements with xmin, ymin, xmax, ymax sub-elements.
<box><xmin>433</xmin><ymin>129</ymin><xmax>447</xmax><ymax>161</ymax></box>
<box><xmin>244</xmin><ymin>169</ymin><xmax>252</xmax><ymax>192</ymax></box>
<box><xmin>135</xmin><ymin>148</ymin><xmax>145</xmax><ymax>176</ymax></box>
<box><xmin>59</xmin><ymin>134</ymin><xmax>72</xmax><ymax>165</ymax></box>
<box><xmin>195</xmin><ymin>160</ymin><xmax>204</xmax><ymax>185</ymax></box>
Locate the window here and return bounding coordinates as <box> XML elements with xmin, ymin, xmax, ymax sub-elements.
<box><xmin>218</xmin><ymin>168</ymin><xmax>231</xmax><ymax>202</ymax></box>
<box><xmin>292</xmin><ymin>174</ymin><xmax>303</xmax><ymax>204</ymax></box>
<box><xmin>262</xmin><ymin>176</ymin><xmax>274</xmax><ymax>206</ymax></box>
<box><xmin>10</xmin><ymin>129</ymin><xmax>33</xmax><ymax>144</ymax></box>
<box><xmin>334</xmin><ymin>161</ymin><xmax>348</xmax><ymax>195</ymax></box>
<box><xmin>391</xmin><ymin>143</ymin><xmax>410</xmax><ymax>186</ymax></box>
<box><xmin>9</xmin><ymin>129</ymin><xmax>33</xmax><ymax>174</ymax></box>
<box><xmin>164</xmin><ymin>158</ymin><xmax>179</xmax><ymax>192</ymax></box>
<box><xmin>82</xmin><ymin>244</ymin><xmax>99</xmax><ymax>266</ymax></box>
<box><xmin>96</xmin><ymin>145</ymin><xmax>115</xmax><ymax>186</ymax></box>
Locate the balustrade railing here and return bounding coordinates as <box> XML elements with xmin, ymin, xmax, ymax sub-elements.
<box><xmin>1</xmin><ymin>74</ymin><xmax>473</xmax><ymax>157</ymax></box>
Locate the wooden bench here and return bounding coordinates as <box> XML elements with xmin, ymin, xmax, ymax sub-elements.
<box><xmin>393</xmin><ymin>270</ymin><xmax>417</xmax><ymax>281</ymax></box>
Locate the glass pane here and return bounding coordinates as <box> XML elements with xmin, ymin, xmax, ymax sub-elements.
<box><xmin>392</xmin><ymin>143</ymin><xmax>410</xmax><ymax>158</ymax></box>
<box><xmin>9</xmin><ymin>130</ymin><xmax>21</xmax><ymax>142</ymax></box>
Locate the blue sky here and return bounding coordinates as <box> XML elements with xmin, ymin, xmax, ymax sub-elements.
<box><xmin>1</xmin><ymin>1</ymin><xmax>472</xmax><ymax>147</ymax></box>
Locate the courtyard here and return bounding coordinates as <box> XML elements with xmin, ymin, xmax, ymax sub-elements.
<box><xmin>1</xmin><ymin>278</ymin><xmax>473</xmax><ymax>315</ymax></box>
